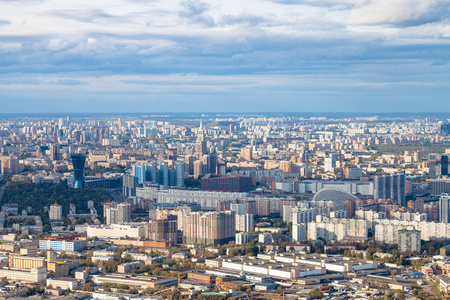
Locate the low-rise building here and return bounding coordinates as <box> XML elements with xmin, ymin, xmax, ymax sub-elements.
<box><xmin>92</xmin><ymin>274</ymin><xmax>178</xmax><ymax>289</ymax></box>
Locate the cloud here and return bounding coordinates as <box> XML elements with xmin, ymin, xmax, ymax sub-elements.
<box><xmin>47</xmin><ymin>39</ymin><xmax>67</xmax><ymax>51</ymax></box>
<box><xmin>46</xmin><ymin>8</ymin><xmax>119</xmax><ymax>23</ymax></box>
<box><xmin>55</xmin><ymin>79</ymin><xmax>87</xmax><ymax>85</ymax></box>
<box><xmin>267</xmin><ymin>0</ymin><xmax>362</xmax><ymax>8</ymax></box>
<box><xmin>0</xmin><ymin>0</ymin><xmax>450</xmax><ymax>112</ymax></box>
<box><xmin>347</xmin><ymin>0</ymin><xmax>450</xmax><ymax>26</ymax></box>
<box><xmin>179</xmin><ymin>0</ymin><xmax>216</xmax><ymax>27</ymax></box>
<box><xmin>219</xmin><ymin>13</ymin><xmax>269</xmax><ymax>26</ymax></box>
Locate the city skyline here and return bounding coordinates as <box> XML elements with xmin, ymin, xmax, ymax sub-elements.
<box><xmin>1</xmin><ymin>0</ymin><xmax>450</xmax><ymax>113</ymax></box>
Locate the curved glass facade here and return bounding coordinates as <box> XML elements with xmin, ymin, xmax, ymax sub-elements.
<box><xmin>71</xmin><ymin>154</ymin><xmax>86</xmax><ymax>189</ymax></box>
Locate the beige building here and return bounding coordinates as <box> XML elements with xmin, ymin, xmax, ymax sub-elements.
<box><xmin>0</xmin><ymin>266</ymin><xmax>47</xmax><ymax>282</ymax></box>
<box><xmin>9</xmin><ymin>254</ymin><xmax>46</xmax><ymax>269</ymax></box>
<box><xmin>0</xmin><ymin>156</ymin><xmax>20</xmax><ymax>174</ymax></box>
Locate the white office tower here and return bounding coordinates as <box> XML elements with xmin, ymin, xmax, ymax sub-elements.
<box><xmin>292</xmin><ymin>223</ymin><xmax>307</xmax><ymax>242</ymax></box>
<box><xmin>235</xmin><ymin>214</ymin><xmax>253</xmax><ymax>233</ymax></box>
<box><xmin>49</xmin><ymin>203</ymin><xmax>62</xmax><ymax>220</ymax></box>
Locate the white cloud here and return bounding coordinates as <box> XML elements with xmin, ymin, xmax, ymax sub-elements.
<box><xmin>47</xmin><ymin>39</ymin><xmax>67</xmax><ymax>51</ymax></box>
<box><xmin>347</xmin><ymin>0</ymin><xmax>450</xmax><ymax>26</ymax></box>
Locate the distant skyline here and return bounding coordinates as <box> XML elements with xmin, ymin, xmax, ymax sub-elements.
<box><xmin>1</xmin><ymin>0</ymin><xmax>450</xmax><ymax>113</ymax></box>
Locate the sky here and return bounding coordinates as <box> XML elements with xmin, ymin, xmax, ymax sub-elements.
<box><xmin>0</xmin><ymin>0</ymin><xmax>450</xmax><ymax>113</ymax></box>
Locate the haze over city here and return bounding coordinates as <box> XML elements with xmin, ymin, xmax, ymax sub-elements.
<box><xmin>1</xmin><ymin>0</ymin><xmax>450</xmax><ymax>113</ymax></box>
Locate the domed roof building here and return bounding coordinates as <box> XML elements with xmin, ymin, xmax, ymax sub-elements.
<box><xmin>312</xmin><ymin>188</ymin><xmax>357</xmax><ymax>202</ymax></box>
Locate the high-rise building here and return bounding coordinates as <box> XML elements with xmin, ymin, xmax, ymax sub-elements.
<box><xmin>292</xmin><ymin>223</ymin><xmax>307</xmax><ymax>242</ymax></box>
<box><xmin>374</xmin><ymin>173</ymin><xmax>406</xmax><ymax>206</ymax></box>
<box><xmin>440</xmin><ymin>194</ymin><xmax>450</xmax><ymax>223</ymax></box>
<box><xmin>160</xmin><ymin>162</ymin><xmax>169</xmax><ymax>186</ymax></box>
<box><xmin>0</xmin><ymin>156</ymin><xmax>20</xmax><ymax>174</ymax></box>
<box><xmin>146</xmin><ymin>163</ymin><xmax>157</xmax><ymax>183</ymax></box>
<box><xmin>146</xmin><ymin>219</ymin><xmax>178</xmax><ymax>245</ymax></box>
<box><xmin>117</xmin><ymin>203</ymin><xmax>131</xmax><ymax>224</ymax></box>
<box><xmin>106</xmin><ymin>203</ymin><xmax>131</xmax><ymax>225</ymax></box>
<box><xmin>183</xmin><ymin>211</ymin><xmax>235</xmax><ymax>245</ymax></box>
<box><xmin>175</xmin><ymin>162</ymin><xmax>185</xmax><ymax>187</ymax></box>
<box><xmin>195</xmin><ymin>119</ymin><xmax>207</xmax><ymax>159</ymax></box>
<box><xmin>209</xmin><ymin>153</ymin><xmax>218</xmax><ymax>174</ymax></box>
<box><xmin>132</xmin><ymin>165</ymin><xmax>146</xmax><ymax>184</ymax></box>
<box><xmin>201</xmin><ymin>154</ymin><xmax>211</xmax><ymax>175</ymax></box>
<box><xmin>123</xmin><ymin>175</ymin><xmax>138</xmax><ymax>198</ymax></box>
<box><xmin>398</xmin><ymin>229</ymin><xmax>421</xmax><ymax>253</ymax></box>
<box><xmin>235</xmin><ymin>214</ymin><xmax>253</xmax><ymax>233</ymax></box>
<box><xmin>71</xmin><ymin>153</ymin><xmax>86</xmax><ymax>189</ymax></box>
<box><xmin>194</xmin><ymin>160</ymin><xmax>203</xmax><ymax>176</ymax></box>
<box><xmin>185</xmin><ymin>155</ymin><xmax>195</xmax><ymax>175</ymax></box>
<box><xmin>442</xmin><ymin>155</ymin><xmax>449</xmax><ymax>176</ymax></box>
<box><xmin>324</xmin><ymin>154</ymin><xmax>337</xmax><ymax>172</ymax></box>
<box><xmin>240</xmin><ymin>147</ymin><xmax>253</xmax><ymax>161</ymax></box>
<box><xmin>49</xmin><ymin>203</ymin><xmax>62</xmax><ymax>220</ymax></box>
<box><xmin>429</xmin><ymin>154</ymin><xmax>438</xmax><ymax>178</ymax></box>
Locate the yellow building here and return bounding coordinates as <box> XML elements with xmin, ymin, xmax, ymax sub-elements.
<box><xmin>9</xmin><ymin>254</ymin><xmax>46</xmax><ymax>269</ymax></box>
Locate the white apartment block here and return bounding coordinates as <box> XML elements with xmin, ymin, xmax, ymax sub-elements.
<box><xmin>398</xmin><ymin>230</ymin><xmax>421</xmax><ymax>253</ymax></box>
<box><xmin>307</xmin><ymin>222</ymin><xmax>346</xmax><ymax>242</ymax></box>
<box><xmin>236</xmin><ymin>214</ymin><xmax>254</xmax><ymax>233</ymax></box>
<box><xmin>292</xmin><ymin>223</ymin><xmax>307</xmax><ymax>242</ymax></box>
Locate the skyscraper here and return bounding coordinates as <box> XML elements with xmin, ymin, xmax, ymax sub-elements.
<box><xmin>440</xmin><ymin>194</ymin><xmax>450</xmax><ymax>223</ymax></box>
<box><xmin>106</xmin><ymin>203</ymin><xmax>131</xmax><ymax>224</ymax></box>
<box><xmin>175</xmin><ymin>162</ymin><xmax>185</xmax><ymax>187</ymax></box>
<box><xmin>145</xmin><ymin>163</ymin><xmax>157</xmax><ymax>183</ymax></box>
<box><xmin>160</xmin><ymin>162</ymin><xmax>169</xmax><ymax>186</ymax></box>
<box><xmin>123</xmin><ymin>175</ymin><xmax>138</xmax><ymax>198</ymax></box>
<box><xmin>132</xmin><ymin>164</ymin><xmax>146</xmax><ymax>184</ymax></box>
<box><xmin>183</xmin><ymin>211</ymin><xmax>235</xmax><ymax>245</ymax></box>
<box><xmin>146</xmin><ymin>219</ymin><xmax>178</xmax><ymax>244</ymax></box>
<box><xmin>374</xmin><ymin>173</ymin><xmax>406</xmax><ymax>206</ymax></box>
<box><xmin>71</xmin><ymin>153</ymin><xmax>86</xmax><ymax>189</ymax></box>
<box><xmin>429</xmin><ymin>154</ymin><xmax>438</xmax><ymax>178</ymax></box>
<box><xmin>442</xmin><ymin>155</ymin><xmax>449</xmax><ymax>176</ymax></box>
<box><xmin>195</xmin><ymin>119</ymin><xmax>207</xmax><ymax>159</ymax></box>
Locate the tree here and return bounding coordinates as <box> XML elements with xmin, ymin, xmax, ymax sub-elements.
<box><xmin>1</xmin><ymin>277</ymin><xmax>9</xmax><ymax>286</ymax></box>
<box><xmin>273</xmin><ymin>286</ymin><xmax>283</xmax><ymax>294</ymax></box>
<box><xmin>39</xmin><ymin>278</ymin><xmax>47</xmax><ymax>286</ymax></box>
<box><xmin>103</xmin><ymin>283</ymin><xmax>112</xmax><ymax>292</ymax></box>
<box><xmin>82</xmin><ymin>282</ymin><xmax>94</xmax><ymax>292</ymax></box>
<box><xmin>308</xmin><ymin>288</ymin><xmax>322</xmax><ymax>299</ymax></box>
